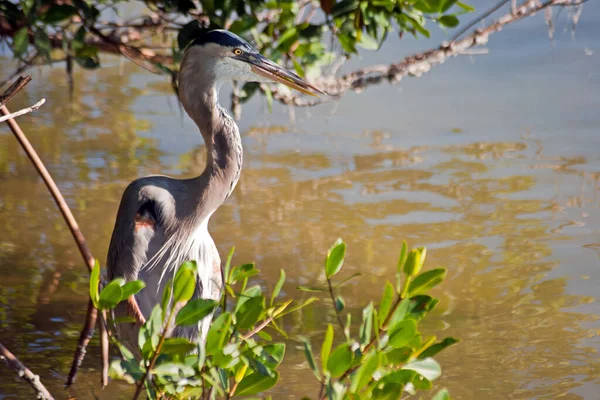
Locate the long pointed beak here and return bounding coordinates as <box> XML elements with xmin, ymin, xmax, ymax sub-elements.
<box><xmin>246</xmin><ymin>54</ymin><xmax>325</xmax><ymax>97</ymax></box>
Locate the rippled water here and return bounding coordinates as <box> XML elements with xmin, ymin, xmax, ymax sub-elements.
<box><xmin>1</xmin><ymin>3</ymin><xmax>599</xmax><ymax>399</ymax></box>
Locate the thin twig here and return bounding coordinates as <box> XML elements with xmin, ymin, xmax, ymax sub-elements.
<box><xmin>0</xmin><ymin>77</ymin><xmax>105</xmax><ymax>387</ymax></box>
<box><xmin>65</xmin><ymin>299</ymin><xmax>98</xmax><ymax>387</ymax></box>
<box><xmin>451</xmin><ymin>0</ymin><xmax>511</xmax><ymax>42</ymax></box>
<box><xmin>0</xmin><ymin>98</ymin><xmax>45</xmax><ymax>123</ymax></box>
<box><xmin>0</xmin><ymin>342</ymin><xmax>55</xmax><ymax>400</ymax></box>
<box><xmin>0</xmin><ymin>75</ymin><xmax>32</xmax><ymax>107</ymax></box>
<box><xmin>327</xmin><ymin>278</ymin><xmax>345</xmax><ymax>332</ymax></box>
<box><xmin>133</xmin><ymin>308</ymin><xmax>176</xmax><ymax>400</ymax></box>
<box><xmin>240</xmin><ymin>315</ymin><xmax>275</xmax><ymax>341</ymax></box>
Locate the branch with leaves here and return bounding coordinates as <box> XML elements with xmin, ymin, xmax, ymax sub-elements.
<box><xmin>92</xmin><ymin>238</ymin><xmax>457</xmax><ymax>399</ymax></box>
<box><xmin>0</xmin><ymin>0</ymin><xmax>588</xmax><ymax>112</ymax></box>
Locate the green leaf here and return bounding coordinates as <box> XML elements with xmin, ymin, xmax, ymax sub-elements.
<box><xmin>228</xmin><ymin>16</ymin><xmax>258</xmax><ymax>35</ymax></box>
<box><xmin>34</xmin><ymin>28</ymin><xmax>51</xmax><ymax>60</ymax></box>
<box><xmin>403</xmin><ymin>248</ymin><xmax>425</xmax><ymax>277</ymax></box>
<box><xmin>260</xmin><ymin>343</ymin><xmax>286</xmax><ymax>370</ymax></box>
<box><xmin>332</xmin><ymin>0</ymin><xmax>359</xmax><ymax>17</ymax></box>
<box><xmin>456</xmin><ymin>1</ymin><xmax>475</xmax><ymax>13</ymax></box>
<box><xmin>279</xmin><ymin>296</ymin><xmax>319</xmax><ymax>317</ymax></box>
<box><xmin>235</xmin><ymin>371</ymin><xmax>279</xmax><ymax>396</ymax></box>
<box><xmin>402</xmin><ymin>358</ymin><xmax>442</xmax><ymax>381</ymax></box>
<box><xmin>41</xmin><ymin>4</ymin><xmax>78</xmax><ymax>24</ymax></box>
<box><xmin>378</xmin><ymin>282</ymin><xmax>394</xmax><ymax>328</ymax></box>
<box><xmin>121</xmin><ymin>280</ymin><xmax>145</xmax><ymax>299</ymax></box>
<box><xmin>335</xmin><ymin>296</ymin><xmax>345</xmax><ymax>312</ymax></box>
<box><xmin>236</xmin><ymin>296</ymin><xmax>264</xmax><ymax>330</ymax></box>
<box><xmin>275</xmin><ymin>27</ymin><xmax>298</xmax><ymax>51</ymax></box>
<box><xmin>388</xmin><ymin>298</ymin><xmax>410</xmax><ymax>328</ymax></box>
<box><xmin>224</xmin><ymin>247</ymin><xmax>235</xmax><ymax>285</ymax></box>
<box><xmin>257</xmin><ymin>331</ymin><xmax>272</xmax><ymax>341</ymax></box>
<box><xmin>381</xmin><ymin>369</ymin><xmax>416</xmax><ymax>385</ymax></box>
<box><xmin>439</xmin><ymin>15</ymin><xmax>459</xmax><ymax>28</ymax></box>
<box><xmin>173</xmin><ymin>261</ymin><xmax>197</xmax><ymax>304</ymax></box>
<box><xmin>321</xmin><ymin>324</ymin><xmax>334</xmax><ymax>372</ymax></box>
<box><xmin>407</xmin><ymin>295</ymin><xmax>439</xmax><ymax>321</ymax></box>
<box><xmin>98</xmin><ymin>278</ymin><xmax>125</xmax><ymax>310</ymax></box>
<box><xmin>372</xmin><ymin>382</ymin><xmax>403</xmax><ymax>399</ymax></box>
<box><xmin>270</xmin><ymin>269</ymin><xmax>286</xmax><ymax>306</ymax></box>
<box><xmin>414</xmin><ymin>0</ymin><xmax>435</xmax><ymax>13</ymax></box>
<box><xmin>213</xmin><ymin>343</ymin><xmax>241</xmax><ymax>369</ymax></box>
<box><xmin>230</xmin><ymin>263</ymin><xmax>259</xmax><ymax>283</ymax></box>
<box><xmin>139</xmin><ymin>305</ymin><xmax>163</xmax><ymax>358</ymax></box>
<box><xmin>359</xmin><ymin>302</ymin><xmax>374</xmax><ymax>347</ymax></box>
<box><xmin>327</xmin><ymin>343</ymin><xmax>354</xmax><ymax>378</ymax></box>
<box><xmin>388</xmin><ymin>319</ymin><xmax>417</xmax><ymax>349</ymax></box>
<box><xmin>175</xmin><ymin>298</ymin><xmax>218</xmax><ymax>326</ymax></box>
<box><xmin>151</xmin><ymin>362</ymin><xmax>195</xmax><ymax>377</ymax></box>
<box><xmin>357</xmin><ymin>33</ymin><xmax>379</xmax><ymax>50</ymax></box>
<box><xmin>440</xmin><ymin>0</ymin><xmax>459</xmax><ymax>13</ymax></box>
<box><xmin>408</xmin><ymin>269</ymin><xmax>447</xmax><ymax>296</ymax></box>
<box><xmin>161</xmin><ymin>338</ymin><xmax>196</xmax><ymax>356</ymax></box>
<box><xmin>206</xmin><ymin>312</ymin><xmax>232</xmax><ymax>355</ymax></box>
<box><xmin>12</xmin><ymin>28</ymin><xmax>29</xmax><ymax>58</ymax></box>
<box><xmin>386</xmin><ymin>347</ymin><xmax>413</xmax><ymax>365</ymax></box>
<box><xmin>89</xmin><ymin>259</ymin><xmax>101</xmax><ymax>307</ymax></box>
<box><xmin>350</xmin><ymin>351</ymin><xmax>379</xmax><ymax>392</ymax></box>
<box><xmin>112</xmin><ymin>316</ymin><xmax>136</xmax><ymax>324</ymax></box>
<box><xmin>161</xmin><ymin>279</ymin><xmax>173</xmax><ymax>317</ymax></box>
<box><xmin>326</xmin><ymin>239</ymin><xmax>346</xmax><ymax>279</ymax></box>
<box><xmin>333</xmin><ymin>272</ymin><xmax>362</xmax><ymax>289</ymax></box>
<box><xmin>419</xmin><ymin>337</ymin><xmax>460</xmax><ymax>359</ymax></box>
<box><xmin>75</xmin><ymin>56</ymin><xmax>100</xmax><ymax>69</ymax></box>
<box><xmin>297</xmin><ymin>286</ymin><xmax>328</xmax><ymax>292</ymax></box>
<box><xmin>396</xmin><ymin>241</ymin><xmax>408</xmax><ymax>292</ymax></box>
<box><xmin>413</xmin><ymin>374</ymin><xmax>432</xmax><ymax>390</ymax></box>
<box><xmin>337</xmin><ymin>33</ymin><xmax>358</xmax><ymax>54</ymax></box>
<box><xmin>302</xmin><ymin>337</ymin><xmax>321</xmax><ymax>380</ymax></box>
<box><xmin>433</xmin><ymin>388</ymin><xmax>451</xmax><ymax>400</ymax></box>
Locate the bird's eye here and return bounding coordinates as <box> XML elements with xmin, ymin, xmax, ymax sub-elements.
<box><xmin>233</xmin><ymin>49</ymin><xmax>243</xmax><ymax>56</ymax></box>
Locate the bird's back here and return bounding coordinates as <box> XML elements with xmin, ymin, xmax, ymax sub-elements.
<box><xmin>107</xmin><ymin>175</ymin><xmax>222</xmax><ymax>354</ymax></box>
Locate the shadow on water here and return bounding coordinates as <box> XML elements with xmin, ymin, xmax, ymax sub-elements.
<box><xmin>1</xmin><ymin>6</ymin><xmax>600</xmax><ymax>398</ymax></box>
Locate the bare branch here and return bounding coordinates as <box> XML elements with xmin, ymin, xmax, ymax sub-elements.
<box><xmin>0</xmin><ymin>98</ymin><xmax>45</xmax><ymax>122</ymax></box>
<box><xmin>0</xmin><ymin>342</ymin><xmax>55</xmax><ymax>400</ymax></box>
<box><xmin>240</xmin><ymin>315</ymin><xmax>275</xmax><ymax>341</ymax></box>
<box><xmin>0</xmin><ymin>75</ymin><xmax>32</xmax><ymax>107</ymax></box>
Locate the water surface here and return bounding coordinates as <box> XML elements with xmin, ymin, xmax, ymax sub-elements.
<box><xmin>1</xmin><ymin>3</ymin><xmax>599</xmax><ymax>399</ymax></box>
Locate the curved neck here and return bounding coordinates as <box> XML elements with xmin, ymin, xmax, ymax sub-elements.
<box><xmin>178</xmin><ymin>56</ymin><xmax>243</xmax><ymax>219</ymax></box>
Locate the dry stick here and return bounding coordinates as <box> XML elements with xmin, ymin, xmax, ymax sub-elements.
<box><xmin>0</xmin><ymin>98</ymin><xmax>46</xmax><ymax>123</ymax></box>
<box><xmin>0</xmin><ymin>342</ymin><xmax>55</xmax><ymax>400</ymax></box>
<box><xmin>0</xmin><ymin>76</ymin><xmax>108</xmax><ymax>388</ymax></box>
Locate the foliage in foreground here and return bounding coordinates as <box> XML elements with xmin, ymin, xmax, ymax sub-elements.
<box><xmin>90</xmin><ymin>239</ymin><xmax>458</xmax><ymax>399</ymax></box>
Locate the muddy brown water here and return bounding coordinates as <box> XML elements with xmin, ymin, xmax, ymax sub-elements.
<box><xmin>1</xmin><ymin>4</ymin><xmax>600</xmax><ymax>399</ymax></box>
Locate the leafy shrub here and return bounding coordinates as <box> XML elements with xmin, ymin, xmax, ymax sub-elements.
<box><xmin>90</xmin><ymin>239</ymin><xmax>458</xmax><ymax>399</ymax></box>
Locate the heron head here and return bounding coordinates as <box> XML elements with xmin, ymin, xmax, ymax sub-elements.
<box><xmin>182</xmin><ymin>29</ymin><xmax>324</xmax><ymax>97</ymax></box>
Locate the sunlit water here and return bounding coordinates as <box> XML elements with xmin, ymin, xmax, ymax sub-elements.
<box><xmin>1</xmin><ymin>2</ymin><xmax>599</xmax><ymax>399</ymax></box>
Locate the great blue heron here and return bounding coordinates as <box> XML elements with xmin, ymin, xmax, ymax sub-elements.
<box><xmin>107</xmin><ymin>29</ymin><xmax>323</xmax><ymax>350</ymax></box>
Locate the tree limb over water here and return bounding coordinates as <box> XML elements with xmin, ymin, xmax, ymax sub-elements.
<box><xmin>0</xmin><ymin>0</ymin><xmax>588</xmax><ymax>109</ymax></box>
<box><xmin>269</xmin><ymin>0</ymin><xmax>589</xmax><ymax>106</ymax></box>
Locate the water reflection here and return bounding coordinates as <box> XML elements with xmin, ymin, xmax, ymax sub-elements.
<box><xmin>0</xmin><ymin>56</ymin><xmax>599</xmax><ymax>400</ymax></box>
